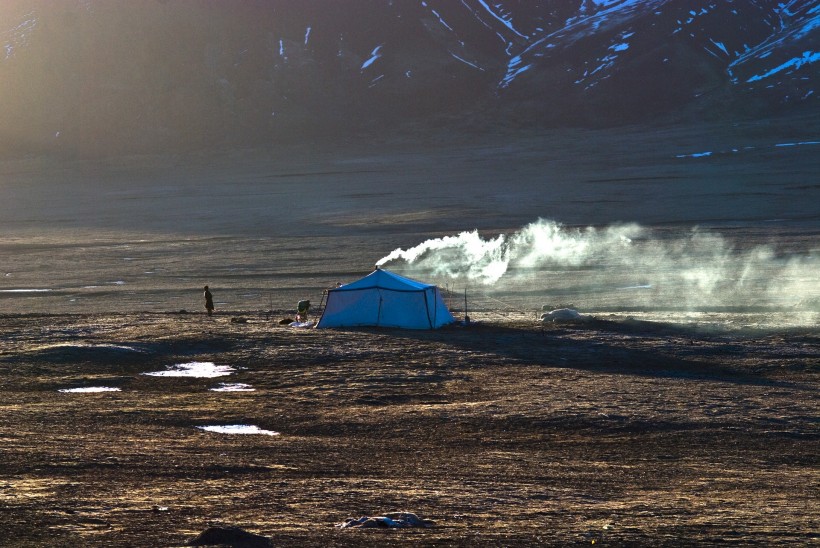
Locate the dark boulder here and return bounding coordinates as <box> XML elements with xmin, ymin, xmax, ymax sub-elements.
<box><xmin>187</xmin><ymin>526</ymin><xmax>272</xmax><ymax>548</ymax></box>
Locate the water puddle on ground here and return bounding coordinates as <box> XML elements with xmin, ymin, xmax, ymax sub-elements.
<box><xmin>0</xmin><ymin>289</ymin><xmax>53</xmax><ymax>293</ymax></box>
<box><xmin>34</xmin><ymin>343</ymin><xmax>144</xmax><ymax>353</ymax></box>
<box><xmin>58</xmin><ymin>386</ymin><xmax>121</xmax><ymax>393</ymax></box>
<box><xmin>142</xmin><ymin>362</ymin><xmax>235</xmax><ymax>378</ymax></box>
<box><xmin>196</xmin><ymin>425</ymin><xmax>279</xmax><ymax>435</ymax></box>
<box><xmin>210</xmin><ymin>383</ymin><xmax>255</xmax><ymax>392</ymax></box>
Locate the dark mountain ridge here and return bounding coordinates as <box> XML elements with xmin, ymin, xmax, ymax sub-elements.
<box><xmin>1</xmin><ymin>0</ymin><xmax>817</xmax><ymax>156</ymax></box>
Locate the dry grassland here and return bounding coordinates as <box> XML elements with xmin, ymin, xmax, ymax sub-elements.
<box><xmin>0</xmin><ymin>312</ymin><xmax>817</xmax><ymax>546</ymax></box>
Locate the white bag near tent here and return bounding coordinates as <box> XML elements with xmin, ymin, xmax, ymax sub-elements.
<box><xmin>316</xmin><ymin>268</ymin><xmax>455</xmax><ymax>329</ymax></box>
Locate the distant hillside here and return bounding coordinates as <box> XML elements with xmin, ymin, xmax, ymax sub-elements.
<box><xmin>1</xmin><ymin>0</ymin><xmax>817</xmax><ymax>156</ymax></box>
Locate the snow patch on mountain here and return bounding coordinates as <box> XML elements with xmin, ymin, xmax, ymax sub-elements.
<box><xmin>728</xmin><ymin>4</ymin><xmax>820</xmax><ymax>86</ymax></box>
<box><xmin>592</xmin><ymin>0</ymin><xmax>638</xmax><ymax>7</ymax></box>
<box><xmin>672</xmin><ymin>5</ymin><xmax>716</xmax><ymax>34</ymax></box>
<box><xmin>361</xmin><ymin>45</ymin><xmax>383</xmax><ymax>70</ymax></box>
<box><xmin>710</xmin><ymin>39</ymin><xmax>729</xmax><ymax>56</ymax></box>
<box><xmin>450</xmin><ymin>51</ymin><xmax>484</xmax><ymax>71</ymax></box>
<box><xmin>575</xmin><ymin>30</ymin><xmax>636</xmax><ymax>89</ymax></box>
<box><xmin>2</xmin><ymin>12</ymin><xmax>37</xmax><ymax>60</ymax></box>
<box><xmin>474</xmin><ymin>0</ymin><xmax>528</xmax><ymax>40</ymax></box>
<box><xmin>420</xmin><ymin>1</ymin><xmax>455</xmax><ymax>31</ymax></box>
<box><xmin>500</xmin><ymin>0</ymin><xmax>665</xmax><ymax>88</ymax></box>
<box><xmin>568</xmin><ymin>0</ymin><xmax>659</xmax><ymax>28</ymax></box>
<box><xmin>501</xmin><ymin>55</ymin><xmax>531</xmax><ymax>87</ymax></box>
<box><xmin>746</xmin><ymin>50</ymin><xmax>820</xmax><ymax>83</ymax></box>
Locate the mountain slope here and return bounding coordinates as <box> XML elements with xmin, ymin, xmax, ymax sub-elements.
<box><xmin>0</xmin><ymin>0</ymin><xmax>816</xmax><ymax>155</ymax></box>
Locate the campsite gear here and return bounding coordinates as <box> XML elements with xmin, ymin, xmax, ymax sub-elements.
<box><xmin>296</xmin><ymin>300</ymin><xmax>310</xmax><ymax>321</ymax></box>
<box><xmin>316</xmin><ymin>268</ymin><xmax>455</xmax><ymax>329</ymax></box>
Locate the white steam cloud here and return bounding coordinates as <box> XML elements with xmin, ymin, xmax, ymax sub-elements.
<box><xmin>378</xmin><ymin>220</ymin><xmax>641</xmax><ymax>284</ymax></box>
<box><xmin>376</xmin><ymin>219</ymin><xmax>819</xmax><ymax>316</ymax></box>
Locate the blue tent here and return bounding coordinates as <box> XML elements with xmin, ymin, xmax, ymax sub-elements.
<box><xmin>316</xmin><ymin>268</ymin><xmax>455</xmax><ymax>329</ymax></box>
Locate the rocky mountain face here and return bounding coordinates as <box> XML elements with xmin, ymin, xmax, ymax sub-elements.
<box><xmin>1</xmin><ymin>0</ymin><xmax>817</xmax><ymax>155</ymax></box>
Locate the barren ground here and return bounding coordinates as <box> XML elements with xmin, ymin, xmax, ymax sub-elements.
<box><xmin>1</xmin><ymin>126</ymin><xmax>818</xmax><ymax>546</ymax></box>
<box><xmin>0</xmin><ymin>311</ymin><xmax>817</xmax><ymax>546</ymax></box>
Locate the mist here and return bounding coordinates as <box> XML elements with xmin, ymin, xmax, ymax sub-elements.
<box><xmin>377</xmin><ymin>219</ymin><xmax>820</xmax><ymax>316</ymax></box>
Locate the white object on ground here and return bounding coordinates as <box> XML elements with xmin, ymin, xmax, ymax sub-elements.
<box><xmin>540</xmin><ymin>308</ymin><xmax>589</xmax><ymax>323</ymax></box>
<box><xmin>210</xmin><ymin>383</ymin><xmax>255</xmax><ymax>392</ymax></box>
<box><xmin>338</xmin><ymin>511</ymin><xmax>432</xmax><ymax>529</ymax></box>
<box><xmin>143</xmin><ymin>362</ymin><xmax>234</xmax><ymax>378</ymax></box>
<box><xmin>289</xmin><ymin>321</ymin><xmax>314</xmax><ymax>328</ymax></box>
<box><xmin>58</xmin><ymin>386</ymin><xmax>121</xmax><ymax>393</ymax></box>
<box><xmin>197</xmin><ymin>425</ymin><xmax>279</xmax><ymax>436</ymax></box>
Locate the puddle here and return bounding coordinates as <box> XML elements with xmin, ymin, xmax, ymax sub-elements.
<box><xmin>31</xmin><ymin>343</ymin><xmax>147</xmax><ymax>357</ymax></box>
<box><xmin>0</xmin><ymin>289</ymin><xmax>53</xmax><ymax>293</ymax></box>
<box><xmin>210</xmin><ymin>383</ymin><xmax>255</xmax><ymax>392</ymax></box>
<box><xmin>58</xmin><ymin>386</ymin><xmax>121</xmax><ymax>393</ymax></box>
<box><xmin>143</xmin><ymin>362</ymin><xmax>235</xmax><ymax>378</ymax></box>
<box><xmin>197</xmin><ymin>425</ymin><xmax>279</xmax><ymax>436</ymax></box>
<box><xmin>95</xmin><ymin>343</ymin><xmax>144</xmax><ymax>353</ymax></box>
<box><xmin>38</xmin><ymin>343</ymin><xmax>144</xmax><ymax>352</ymax></box>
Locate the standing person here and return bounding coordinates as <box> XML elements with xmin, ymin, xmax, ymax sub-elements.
<box><xmin>204</xmin><ymin>285</ymin><xmax>214</xmax><ymax>316</ymax></box>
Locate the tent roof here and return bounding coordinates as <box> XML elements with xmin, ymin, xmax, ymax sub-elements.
<box><xmin>335</xmin><ymin>268</ymin><xmax>432</xmax><ymax>292</ymax></box>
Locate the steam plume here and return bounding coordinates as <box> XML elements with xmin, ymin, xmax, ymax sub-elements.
<box><xmin>376</xmin><ymin>219</ymin><xmax>819</xmax><ymax>315</ymax></box>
